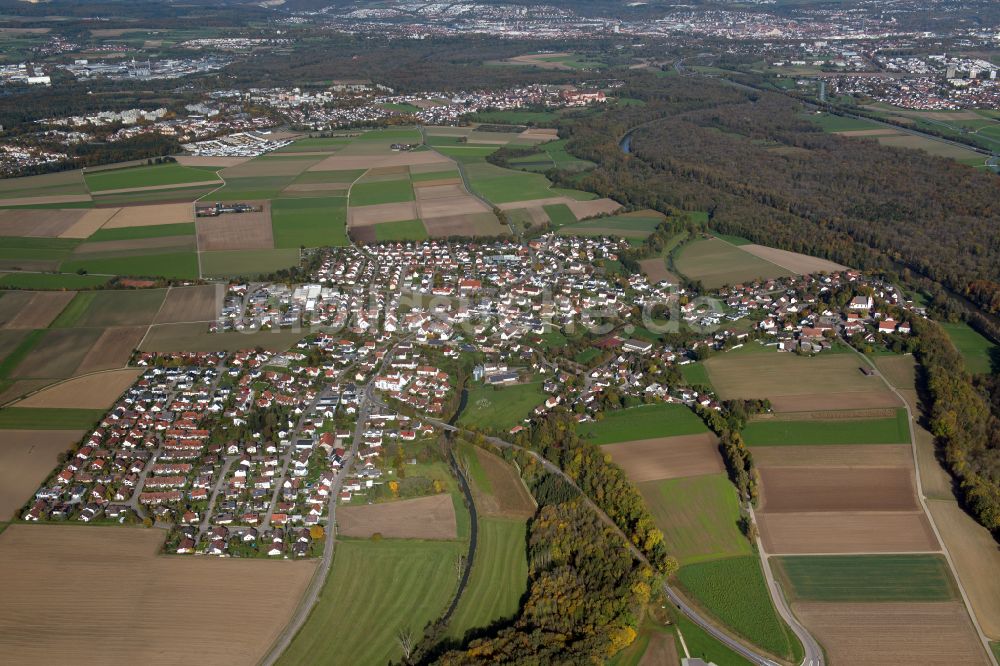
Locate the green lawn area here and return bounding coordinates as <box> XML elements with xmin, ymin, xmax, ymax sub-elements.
<box><xmin>86</xmin><ymin>222</ymin><xmax>196</xmax><ymax>242</ymax></box>
<box><xmin>940</xmin><ymin>321</ymin><xmax>997</xmax><ymax>375</ymax></box>
<box><xmin>459</xmin><ymin>380</ymin><xmax>546</xmax><ymax>431</ymax></box>
<box><xmin>677</xmin><ymin>555</ymin><xmax>802</xmax><ymax>663</ymax></box>
<box><xmin>374</xmin><ymin>219</ymin><xmax>428</xmax><ymax>242</ymax></box>
<box><xmin>200</xmin><ymin>248</ymin><xmax>300</xmax><ymax>278</ymax></box>
<box><xmin>773</xmin><ymin>554</ymin><xmax>958</xmax><ymax>602</ymax></box>
<box><xmin>61</xmin><ymin>251</ymin><xmax>200</xmax><ymax>280</ymax></box>
<box><xmin>84</xmin><ymin>163</ymin><xmax>220</xmax><ymax>192</ymax></box>
<box><xmin>0</xmin><ymin>407</ymin><xmax>106</xmax><ymax>429</ymax></box>
<box><xmin>278</xmin><ymin>538</ymin><xmax>463</xmax><ymax>666</ymax></box>
<box><xmin>742</xmin><ymin>409</ymin><xmax>909</xmax><ymax>446</ymax></box>
<box><xmin>638</xmin><ymin>473</ymin><xmax>750</xmax><ymax>565</ymax></box>
<box><xmin>542</xmin><ymin>203</ymin><xmax>577</xmax><ymax>228</ymax></box>
<box><xmin>579</xmin><ymin>403</ymin><xmax>708</xmax><ymax>445</ymax></box>
<box><xmin>680</xmin><ymin>362</ymin><xmax>712</xmax><ymax>388</ymax></box>
<box><xmin>349</xmin><ymin>179</ymin><xmax>414</xmax><ymax>207</ymax></box>
<box><xmin>0</xmin><ymin>273</ymin><xmax>110</xmax><ymax>289</ymax></box>
<box><xmin>448</xmin><ymin>517</ymin><xmax>528</xmax><ymax>639</ymax></box>
<box><xmin>271</xmin><ymin>197</ymin><xmax>348</xmax><ymax>248</ymax></box>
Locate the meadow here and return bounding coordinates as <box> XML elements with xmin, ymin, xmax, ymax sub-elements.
<box><xmin>677</xmin><ymin>555</ymin><xmax>803</xmax><ymax>663</ymax></box>
<box><xmin>577</xmin><ymin>403</ymin><xmax>707</xmax><ymax>445</ymax></box>
<box><xmin>675</xmin><ymin>238</ymin><xmax>793</xmax><ymax>288</ymax></box>
<box><xmin>940</xmin><ymin>321</ymin><xmax>997</xmax><ymax>375</ymax></box>
<box><xmin>773</xmin><ymin>554</ymin><xmax>957</xmax><ymax>602</ymax></box>
<box><xmin>0</xmin><ymin>407</ymin><xmax>105</xmax><ymax>429</ymax></box>
<box><xmin>61</xmin><ymin>251</ymin><xmax>200</xmax><ymax>280</ymax></box>
<box><xmin>458</xmin><ymin>380</ymin><xmax>546</xmax><ymax>431</ymax></box>
<box><xmin>742</xmin><ymin>409</ymin><xmax>909</xmax><ymax>446</ymax></box>
<box><xmin>278</xmin><ymin>538</ymin><xmax>463</xmax><ymax>666</ymax></box>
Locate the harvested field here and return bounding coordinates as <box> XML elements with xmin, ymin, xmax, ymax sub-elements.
<box><xmin>336</xmin><ymin>493</ymin><xmax>457</xmax><ymax>540</ymax></box>
<box><xmin>0</xmin><ymin>171</ymin><xmax>87</xmax><ymax>201</ymax></box>
<box><xmin>639</xmin><ymin>257</ymin><xmax>672</xmax><ymax>283</ymax></box>
<box><xmin>417</xmin><ymin>195</ymin><xmax>490</xmax><ymax>219</ymax></box>
<box><xmin>566</xmin><ymin>197</ymin><xmax>622</xmax><ymax>218</ymax></box>
<box><xmin>758</xmin><ymin>511</ymin><xmax>939</xmax><ymax>554</ymax></box>
<box><xmin>0</xmin><ymin>194</ymin><xmax>91</xmax><ymax>207</ymax></box>
<box><xmin>412</xmin><ymin>177</ymin><xmax>463</xmax><ymax>188</ymax></box>
<box><xmin>91</xmin><ymin>180</ymin><xmax>221</xmax><ymax>197</ymax></box>
<box><xmin>423</xmin><ymin>212</ymin><xmax>506</xmax><ymax>237</ymax></box>
<box><xmin>73</xmin><ymin>289</ymin><xmax>166</xmax><ymax>328</ymax></box>
<box><xmin>792</xmin><ymin>602</ymin><xmax>988</xmax><ymax>666</ymax></box>
<box><xmin>71</xmin><ymin>235</ymin><xmax>195</xmax><ymax>256</ymax></box>
<box><xmin>3</xmin><ymin>291</ymin><xmax>75</xmax><ymax>330</ymax></box>
<box><xmin>875</xmin><ymin>354</ymin><xmax>917</xmax><ymax>389</ymax></box>
<box><xmin>348</xmin><ymin>201</ymin><xmax>418</xmax><ymax>226</ymax></box>
<box><xmin>11</xmin><ymin>328</ymin><xmax>103</xmax><ymax>379</ymax></box>
<box><xmin>309</xmin><ymin>152</ymin><xmax>450</xmax><ymax>171</ymax></box>
<box><xmin>175</xmin><ymin>156</ymin><xmax>251</xmax><ymax>168</ymax></box>
<box><xmin>753</xmin><ymin>407</ymin><xmax>898</xmax><ymax>422</ymax></box>
<box><xmin>601</xmin><ymin>433</ymin><xmax>723</xmax><ymax>483</ymax></box>
<box><xmin>639</xmin><ymin>631</ymin><xmax>680</xmax><ymax>666</ymax></box>
<box><xmin>759</xmin><ymin>467</ymin><xmax>918</xmax><ymax>513</ymax></box>
<box><xmin>0</xmin><ymin>292</ymin><xmax>35</xmax><ymax>327</ymax></box>
<box><xmin>0</xmin><ymin>525</ymin><xmax>316</xmax><ymax>666</ymax></box>
<box><xmin>763</xmin><ymin>392</ymin><xmax>902</xmax><ymax>411</ymax></box>
<box><xmin>196</xmin><ymin>202</ymin><xmax>274</xmax><ymax>251</ymax></box>
<box><xmin>474</xmin><ymin>447</ymin><xmax>535</xmax><ymax>519</ymax></box>
<box><xmin>221</xmin><ymin>157</ymin><xmax>320</xmax><ymax>178</ymax></box>
<box><xmin>751</xmin><ymin>443</ymin><xmax>912</xmax><ymax>468</ymax></box>
<box><xmin>16</xmin><ymin>367</ymin><xmax>142</xmax><ymax>409</ymax></box>
<box><xmin>415</xmin><ymin>183</ymin><xmax>467</xmax><ymax>199</ymax></box>
<box><xmin>0</xmin><ymin>209</ymin><xmax>85</xmax><ymax>237</ymax></box>
<box><xmin>836</xmin><ymin>128</ymin><xmax>902</xmax><ymax>137</ymax></box>
<box><xmin>58</xmin><ymin>208</ymin><xmax>119</xmax><ymax>239</ymax></box>
<box><xmin>927</xmin><ymin>499</ymin><xmax>1000</xmax><ymax>637</ymax></box>
<box><xmin>496</xmin><ymin>196</ymin><xmax>571</xmax><ymax>211</ymax></box>
<box><xmin>75</xmin><ymin>326</ymin><xmax>147</xmax><ymax>373</ymax></box>
<box><xmin>281</xmin><ymin>182</ymin><xmax>349</xmax><ymax>194</ymax></box>
<box><xmin>154</xmin><ymin>285</ymin><xmax>221</xmax><ymax>324</ymax></box>
<box><xmin>676</xmin><ymin>237</ymin><xmax>793</xmax><ymax>288</ymax></box>
<box><xmin>876</xmin><ymin>133</ymin><xmax>981</xmax><ymax>160</ymax></box>
<box><xmin>503</xmin><ymin>52</ymin><xmax>573</xmax><ymax>70</ymax></box>
<box><xmin>101</xmin><ymin>203</ymin><xmax>192</xmax><ymax>229</ymax></box>
<box><xmin>739</xmin><ymin>244</ymin><xmax>846</xmax><ymax>274</ymax></box>
<box><xmin>0</xmin><ymin>430</ymin><xmax>82</xmax><ymax>518</ymax></box>
<box><xmin>520</xmin><ymin>128</ymin><xmax>560</xmax><ymax>140</ymax></box>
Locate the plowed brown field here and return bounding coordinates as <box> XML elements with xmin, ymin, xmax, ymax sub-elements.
<box><xmin>154</xmin><ymin>285</ymin><xmax>221</xmax><ymax>323</ymax></box>
<box><xmin>15</xmin><ymin>367</ymin><xmax>142</xmax><ymax>409</ymax></box>
<box><xmin>751</xmin><ymin>443</ymin><xmax>912</xmax><ymax>468</ymax></box>
<box><xmin>74</xmin><ymin>326</ymin><xmax>147</xmax><ymax>373</ymax></box>
<box><xmin>3</xmin><ymin>292</ymin><xmax>75</xmax><ymax>329</ymax></box>
<box><xmin>757</xmin><ymin>511</ymin><xmax>939</xmax><ymax>554</ymax></box>
<box><xmin>758</xmin><ymin>467</ymin><xmax>918</xmax><ymax>513</ymax></box>
<box><xmin>0</xmin><ymin>430</ymin><xmax>82</xmax><ymax>518</ymax></box>
<box><xmin>474</xmin><ymin>447</ymin><xmax>535</xmax><ymax>519</ymax></box>
<box><xmin>336</xmin><ymin>493</ymin><xmax>457</xmax><ymax>539</ymax></box>
<box><xmin>601</xmin><ymin>433</ymin><xmax>724</xmax><ymax>483</ymax></box>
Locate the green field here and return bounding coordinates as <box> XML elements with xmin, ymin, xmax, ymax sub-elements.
<box><xmin>558</xmin><ymin>211</ymin><xmax>663</xmax><ymax>239</ymax></box>
<box><xmin>200</xmin><ymin>248</ymin><xmax>300</xmax><ymax>278</ymax></box>
<box><xmin>458</xmin><ymin>380</ymin><xmax>546</xmax><ymax>431</ymax></box>
<box><xmin>275</xmin><ymin>137</ymin><xmax>350</xmax><ymax>152</ymax></box>
<box><xmin>92</xmin><ymin>185</ymin><xmax>218</xmax><ymax>207</ymax></box>
<box><xmin>61</xmin><ymin>252</ymin><xmax>200</xmax><ymax>280</ymax></box>
<box><xmin>677</xmin><ymin>556</ymin><xmax>802</xmax><ymax>662</ymax></box>
<box><xmin>675</xmin><ymin>238</ymin><xmax>792</xmax><ymax>289</ymax></box>
<box><xmin>448</xmin><ymin>517</ymin><xmax>528</xmax><ymax>639</ymax></box>
<box><xmin>434</xmin><ymin>145</ymin><xmax>501</xmax><ymax>160</ymax></box>
<box><xmin>0</xmin><ymin>273</ymin><xmax>110</xmax><ymax>290</ymax></box>
<box><xmin>773</xmin><ymin>554</ymin><xmax>958</xmax><ymax>602</ymax></box>
<box><xmin>472</xmin><ymin>109</ymin><xmax>559</xmax><ymax>124</ymax></box>
<box><xmin>941</xmin><ymin>321</ymin><xmax>997</xmax><ymax>375</ymax></box>
<box><xmin>0</xmin><ymin>407</ymin><xmax>106</xmax><ymax>429</ymax></box>
<box><xmin>578</xmin><ymin>403</ymin><xmax>708</xmax><ymax>445</ymax></box>
<box><xmin>465</xmin><ymin>162</ymin><xmax>558</xmax><ymax>204</ymax></box>
<box><xmin>357</xmin><ymin>127</ymin><xmax>423</xmax><ymax>143</ymax></box>
<box><xmin>542</xmin><ymin>203</ymin><xmax>576</xmax><ymax>228</ymax></box>
<box><xmin>374</xmin><ymin>219</ymin><xmax>428</xmax><ymax>242</ymax></box>
<box><xmin>411</xmin><ymin>169</ymin><xmax>461</xmax><ymax>182</ymax></box>
<box><xmin>639</xmin><ymin>473</ymin><xmax>750</xmax><ymax>565</ymax></box>
<box><xmin>206</xmin><ymin>176</ymin><xmax>291</xmax><ymax>201</ymax></box>
<box><xmin>349</xmin><ymin>179</ymin><xmax>414</xmax><ymax>207</ymax></box>
<box><xmin>84</xmin><ymin>163</ymin><xmax>220</xmax><ymax>192</ymax></box>
<box><xmin>0</xmin><ymin>171</ymin><xmax>89</xmax><ymax>201</ymax></box>
<box><xmin>674</xmin><ymin>611</ymin><xmax>754</xmax><ymax>666</ymax></box>
<box><xmin>271</xmin><ymin>197</ymin><xmax>348</xmax><ymax>248</ymax></box>
<box><xmin>87</xmin><ymin>223</ymin><xmax>196</xmax><ymax>242</ymax></box>
<box><xmin>0</xmin><ymin>237</ymin><xmax>80</xmax><ymax>267</ymax></box>
<box><xmin>680</xmin><ymin>362</ymin><xmax>712</xmax><ymax>388</ymax></box>
<box><xmin>742</xmin><ymin>409</ymin><xmax>909</xmax><ymax>446</ymax></box>
<box><xmin>278</xmin><ymin>538</ymin><xmax>463</xmax><ymax>666</ymax></box>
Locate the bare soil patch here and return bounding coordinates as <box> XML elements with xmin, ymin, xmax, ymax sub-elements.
<box><xmin>11</xmin><ymin>328</ymin><xmax>103</xmax><ymax>379</ymax></box>
<box><xmin>639</xmin><ymin>630</ymin><xmax>680</xmax><ymax>666</ymax></box>
<box><xmin>793</xmin><ymin>602</ymin><xmax>988</xmax><ymax>665</ymax></box>
<box><xmin>0</xmin><ymin>292</ymin><xmax>34</xmax><ymax>327</ymax></box>
<box><xmin>417</xmin><ymin>195</ymin><xmax>490</xmax><ymax>219</ymax></box>
<box><xmin>75</xmin><ymin>326</ymin><xmax>148</xmax><ymax>374</ymax></box>
<box><xmin>310</xmin><ymin>152</ymin><xmax>450</xmax><ymax>171</ymax></box>
<box><xmin>758</xmin><ymin>511</ymin><xmax>939</xmax><ymax>554</ymax></box>
<box><xmin>423</xmin><ymin>213</ymin><xmax>507</xmax><ymax>237</ymax></box>
<box><xmin>739</xmin><ymin>244</ymin><xmax>847</xmax><ymax>274</ymax></box>
<box><xmin>196</xmin><ymin>202</ymin><xmax>273</xmax><ymax>250</ymax></box>
<box><xmin>4</xmin><ymin>292</ymin><xmax>76</xmax><ymax>330</ymax></box>
<box><xmin>927</xmin><ymin>499</ymin><xmax>1000</xmax><ymax>637</ymax></box>
<box><xmin>0</xmin><ymin>209</ymin><xmax>85</xmax><ymax>237</ymax></box>
<box><xmin>415</xmin><ymin>183</ymin><xmax>467</xmax><ymax>200</ymax></box>
<box><xmin>601</xmin><ymin>433</ymin><xmax>724</xmax><ymax>483</ymax></box>
<box><xmin>566</xmin><ymin>198</ymin><xmax>622</xmax><ymax>219</ymax></box>
<box><xmin>639</xmin><ymin>257</ymin><xmax>672</xmax><ymax>283</ymax></box>
<box><xmin>752</xmin><ymin>443</ymin><xmax>912</xmax><ymax>468</ymax></box>
<box><xmin>519</xmin><ymin>128</ymin><xmax>560</xmax><ymax>140</ymax></box>
<box><xmin>72</xmin><ymin>235</ymin><xmax>195</xmax><ymax>255</ymax></box>
<box><xmin>336</xmin><ymin>493</ymin><xmax>457</xmax><ymax>540</ymax></box>
<box><xmin>759</xmin><ymin>467</ymin><xmax>918</xmax><ymax>513</ymax></box>
<box><xmin>349</xmin><ymin>226</ymin><xmax>376</xmax><ymax>243</ymax></box>
<box><xmin>348</xmin><ymin>201</ymin><xmax>418</xmax><ymax>227</ymax></box>
<box><xmin>175</xmin><ymin>156</ymin><xmax>250</xmax><ymax>168</ymax></box>
<box><xmin>58</xmin><ymin>208</ymin><xmax>120</xmax><ymax>239</ymax></box>
<box><xmin>753</xmin><ymin>407</ymin><xmax>898</xmax><ymax>422</ymax></box>
<box><xmin>875</xmin><ymin>354</ymin><xmax>917</xmax><ymax>389</ymax></box>
<box><xmin>101</xmin><ymin>203</ymin><xmax>192</xmax><ymax>229</ymax></box>
<box><xmin>497</xmin><ymin>196</ymin><xmax>570</xmax><ymax>211</ymax></box>
<box><xmin>475</xmin><ymin>447</ymin><xmax>536</xmax><ymax>519</ymax></box>
<box><xmin>0</xmin><ymin>430</ymin><xmax>82</xmax><ymax>518</ymax></box>
<box><xmin>281</xmin><ymin>182</ymin><xmax>349</xmax><ymax>194</ymax></box>
<box><xmin>0</xmin><ymin>194</ymin><xmax>91</xmax><ymax>207</ymax></box>
<box><xmin>155</xmin><ymin>285</ymin><xmax>221</xmax><ymax>324</ymax></box>
<box><xmin>0</xmin><ymin>525</ymin><xmax>316</xmax><ymax>666</ymax></box>
<box><xmin>222</xmin><ymin>158</ymin><xmax>319</xmax><ymax>178</ymax></box>
<box><xmin>413</xmin><ymin>178</ymin><xmax>463</xmax><ymax>188</ymax></box>
<box><xmin>16</xmin><ymin>367</ymin><xmax>142</xmax><ymax>409</ymax></box>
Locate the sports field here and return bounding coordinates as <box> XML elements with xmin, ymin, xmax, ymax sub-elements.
<box><xmin>278</xmin><ymin>538</ymin><xmax>463</xmax><ymax>666</ymax></box>
<box><xmin>458</xmin><ymin>380</ymin><xmax>546</xmax><ymax>431</ymax></box>
<box><xmin>638</xmin><ymin>473</ymin><xmax>750</xmax><ymax>564</ymax></box>
<box><xmin>675</xmin><ymin>238</ymin><xmax>793</xmax><ymax>288</ymax></box>
<box><xmin>448</xmin><ymin>517</ymin><xmax>528</xmax><ymax>639</ymax></box>
<box><xmin>741</xmin><ymin>409</ymin><xmax>909</xmax><ymax>445</ymax></box>
<box><xmin>577</xmin><ymin>403</ymin><xmax>708</xmax><ymax>445</ymax></box>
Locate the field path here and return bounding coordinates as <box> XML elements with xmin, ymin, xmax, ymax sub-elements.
<box><xmin>848</xmin><ymin>345</ymin><xmax>997</xmax><ymax>665</ymax></box>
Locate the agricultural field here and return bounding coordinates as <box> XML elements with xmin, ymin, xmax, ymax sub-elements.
<box><xmin>757</xmin><ymin>467</ymin><xmax>918</xmax><ymax>513</ymax></box>
<box><xmin>601</xmin><ymin>433</ymin><xmax>724</xmax><ymax>483</ymax></box>
<box><xmin>270</xmin><ymin>197</ymin><xmax>348</xmax><ymax>248</ymax></box>
<box><xmin>940</xmin><ymin>321</ymin><xmax>997</xmax><ymax>375</ymax></box>
<box><xmin>15</xmin><ymin>367</ymin><xmax>142</xmax><ymax>409</ymax></box>
<box><xmin>638</xmin><ymin>473</ymin><xmax>751</xmax><ymax>564</ymax></box>
<box><xmin>674</xmin><ymin>238</ymin><xmax>793</xmax><ymax>288</ymax></box>
<box><xmin>808</xmin><ymin>113</ymin><xmax>884</xmax><ymax>133</ymax></box>
<box><xmin>278</xmin><ymin>538</ymin><xmax>463</xmax><ymax>666</ymax></box>
<box><xmin>0</xmin><ymin>525</ymin><xmax>316</xmax><ymax>666</ymax></box>
<box><xmin>335</xmin><ymin>493</ymin><xmax>457</xmax><ymax>540</ymax></box>
<box><xmin>83</xmin><ymin>163</ymin><xmax>221</xmax><ymax>192</ymax></box>
<box><xmin>200</xmin><ymin>249</ymin><xmax>300</xmax><ymax>278</ymax></box>
<box><xmin>676</xmin><ymin>555</ymin><xmax>802</xmax><ymax>662</ymax></box>
<box><xmin>741</xmin><ymin>409</ymin><xmax>909</xmax><ymax>446</ymax></box>
<box><xmin>140</xmin><ymin>322</ymin><xmax>307</xmax><ymax>352</ymax></box>
<box><xmin>577</xmin><ymin>403</ymin><xmax>708</xmax><ymax>445</ymax></box>
<box><xmin>0</xmin><ymin>430</ymin><xmax>82</xmax><ymax>518</ymax></box>
<box><xmin>349</xmin><ymin>179</ymin><xmax>414</xmax><ymax>207</ymax></box>
<box><xmin>458</xmin><ymin>380</ymin><xmax>546</xmax><ymax>431</ymax></box>
<box><xmin>757</xmin><ymin>511</ymin><xmax>939</xmax><ymax>554</ymax></box>
<box><xmin>773</xmin><ymin>555</ymin><xmax>957</xmax><ymax>602</ymax></box>
<box><xmin>373</xmin><ymin>218</ymin><xmax>428</xmax><ymax>242</ymax></box>
<box><xmin>0</xmin><ymin>407</ymin><xmax>105</xmax><ymax>429</ymax></box>
<box><xmin>462</xmin><ymin>445</ymin><xmax>535</xmax><ymax>519</ymax></box>
<box><xmin>448</xmin><ymin>517</ymin><xmax>529</xmax><ymax>640</ymax></box>
<box><xmin>558</xmin><ymin>210</ymin><xmax>665</xmax><ymax>240</ymax></box>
